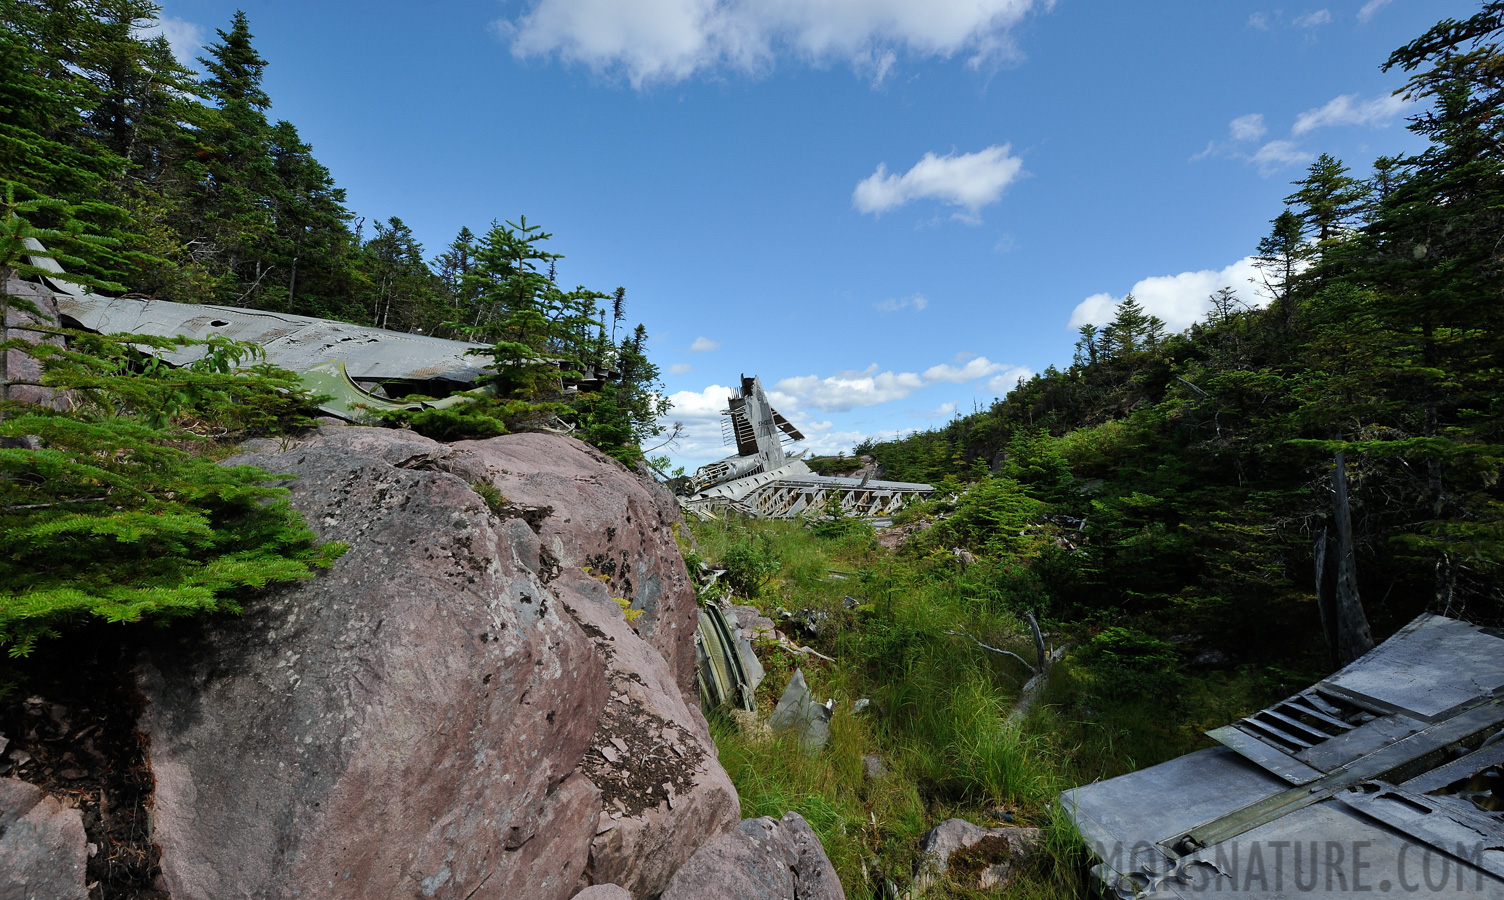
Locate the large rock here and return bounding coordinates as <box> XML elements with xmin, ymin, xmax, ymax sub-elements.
<box><xmin>0</xmin><ymin>777</ymin><xmax>88</xmax><ymax>900</ymax></box>
<box><xmin>442</xmin><ymin>435</ymin><xmax>701</xmax><ymax>699</ymax></box>
<box><xmin>914</xmin><ymin>818</ymin><xmax>1040</xmax><ymax>892</ymax></box>
<box><xmin>560</xmin><ymin>569</ymin><xmax>739</xmax><ymax>895</ymax></box>
<box><xmin>2</xmin><ymin>278</ymin><xmax>71</xmax><ymax>410</ymax></box>
<box><xmin>137</xmin><ymin>427</ymin><xmax>738</xmax><ymax>900</ymax></box>
<box><xmin>659</xmin><ymin>811</ymin><xmax>844</xmax><ymax>900</ymax></box>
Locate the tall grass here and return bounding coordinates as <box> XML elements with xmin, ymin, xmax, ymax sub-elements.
<box><xmin>689</xmin><ymin>515</ymin><xmax>1087</xmax><ymax>897</ymax></box>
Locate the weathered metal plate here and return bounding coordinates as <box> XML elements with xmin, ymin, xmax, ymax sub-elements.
<box><xmin>1062</xmin><ymin>748</ymin><xmax>1290</xmax><ymax>868</ymax></box>
<box><xmin>1323</xmin><ymin>615</ymin><xmax>1504</xmax><ymax>720</ymax></box>
<box><xmin>55</xmin><ymin>294</ymin><xmax>492</xmax><ymax>385</ymax></box>
<box><xmin>1207</xmin><ymin>725</ymin><xmax>1324</xmax><ymax>785</ymax></box>
<box><xmin>1337</xmin><ymin>783</ymin><xmax>1504</xmax><ymax>881</ymax></box>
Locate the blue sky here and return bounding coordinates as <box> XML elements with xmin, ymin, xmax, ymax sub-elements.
<box><xmin>153</xmin><ymin>0</ymin><xmax>1473</xmax><ymax>468</ymax></box>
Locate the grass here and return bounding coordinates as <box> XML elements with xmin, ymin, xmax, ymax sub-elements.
<box><xmin>686</xmin><ymin>510</ymin><xmax>1304</xmax><ymax>898</ymax></box>
<box><xmin>687</xmin><ymin>515</ymin><xmax>1088</xmax><ymax>898</ymax></box>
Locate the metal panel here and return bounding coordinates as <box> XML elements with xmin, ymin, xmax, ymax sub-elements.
<box><xmin>55</xmin><ymin>294</ymin><xmax>492</xmax><ymax>385</ymax></box>
<box><xmin>1323</xmin><ymin>615</ymin><xmax>1504</xmax><ymax>721</ymax></box>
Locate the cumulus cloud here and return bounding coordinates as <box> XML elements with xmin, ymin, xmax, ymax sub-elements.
<box><xmin>988</xmin><ymin>369</ymin><xmax>1032</xmax><ymax>395</ymax></box>
<box><xmin>777</xmin><ymin>367</ymin><xmax>923</xmax><ymax>411</ymax></box>
<box><xmin>920</xmin><ymin>401</ymin><xmax>957</xmax><ymax>419</ymax></box>
<box><xmin>1250</xmin><ymin>139</ymin><xmax>1314</xmax><ymax>175</ymax></box>
<box><xmin>775</xmin><ymin>354</ymin><xmax>1017</xmax><ymax>412</ymax></box>
<box><xmin>1292</xmin><ymin>92</ymin><xmax>1409</xmax><ymax>135</ymax></box>
<box><xmin>1229</xmin><ymin>113</ymin><xmax>1267</xmax><ymax>142</ymax></box>
<box><xmin>853</xmin><ymin>145</ymin><xmax>1023</xmax><ymax>220</ymax></box>
<box><xmin>503</xmin><ymin>0</ymin><xmax>1044</xmax><ymax>88</ymax></box>
<box><xmin>135</xmin><ymin>15</ymin><xmax>205</xmax><ymax>65</ymax></box>
<box><xmin>923</xmin><ymin>356</ymin><xmax>1006</xmax><ymax>383</ymax></box>
<box><xmin>1293</xmin><ymin>9</ymin><xmax>1331</xmax><ymax>27</ymax></box>
<box><xmin>875</xmin><ymin>293</ymin><xmax>929</xmax><ymax>313</ymax></box>
<box><xmin>688</xmin><ymin>336</ymin><xmax>721</xmax><ymax>352</ymax></box>
<box><xmin>1069</xmin><ymin>257</ymin><xmax>1267</xmax><ymax>332</ymax></box>
<box><xmin>668</xmin><ymin>362</ymin><xmax>692</xmax><ymax>374</ymax></box>
<box><xmin>1358</xmin><ymin>0</ymin><xmax>1394</xmax><ymax>22</ymax></box>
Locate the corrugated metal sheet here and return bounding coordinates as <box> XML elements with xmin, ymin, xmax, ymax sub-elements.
<box><xmin>55</xmin><ymin>294</ymin><xmax>492</xmax><ymax>385</ymax></box>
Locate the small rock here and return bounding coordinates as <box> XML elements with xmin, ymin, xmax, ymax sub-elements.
<box><xmin>574</xmin><ymin>885</ymin><xmax>631</xmax><ymax>900</ymax></box>
<box><xmin>862</xmin><ymin>755</ymin><xmax>887</xmax><ymax>781</ymax></box>
<box><xmin>59</xmin><ymin>768</ymin><xmax>87</xmax><ymax>780</ymax></box>
<box><xmin>951</xmin><ymin>547</ymin><xmax>978</xmax><ymax>566</ymax></box>
<box><xmin>915</xmin><ymin>818</ymin><xmax>1039</xmax><ymax>892</ymax></box>
<box><xmin>842</xmin><ymin>596</ymin><xmax>860</xmax><ymax>610</ymax></box>
<box><xmin>850</xmin><ymin>698</ymin><xmax>871</xmax><ymax>715</ymax></box>
<box><xmin>9</xmin><ymin>749</ymin><xmax>32</xmax><ymax>767</ymax></box>
<box><xmin>0</xmin><ymin>778</ymin><xmax>89</xmax><ymax>899</ymax></box>
<box><xmin>659</xmin><ymin>812</ymin><xmax>843</xmax><ymax>900</ymax></box>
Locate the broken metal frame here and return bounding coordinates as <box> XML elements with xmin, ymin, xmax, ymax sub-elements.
<box><xmin>1060</xmin><ymin>613</ymin><xmax>1504</xmax><ymax>898</ymax></box>
<box><xmin>16</xmin><ymin>239</ymin><xmax>609</xmax><ymax>424</ymax></box>
<box><xmin>684</xmin><ymin>375</ymin><xmax>933</xmax><ymax>520</ymax></box>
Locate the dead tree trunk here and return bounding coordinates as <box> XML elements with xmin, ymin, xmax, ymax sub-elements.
<box><xmin>1331</xmin><ymin>451</ymin><xmax>1374</xmax><ymax>665</ymax></box>
<box><xmin>1313</xmin><ymin>526</ymin><xmax>1337</xmax><ymax>668</ymax></box>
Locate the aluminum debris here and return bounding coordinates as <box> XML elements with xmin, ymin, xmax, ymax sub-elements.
<box><xmin>683</xmin><ymin>375</ymin><xmax>933</xmax><ymax>519</ymax></box>
<box><xmin>1061</xmin><ymin>613</ymin><xmax>1504</xmax><ymax>898</ymax></box>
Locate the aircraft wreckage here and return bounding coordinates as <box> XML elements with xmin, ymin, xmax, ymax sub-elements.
<box><xmin>21</xmin><ymin>244</ymin><xmax>933</xmax><ymax>521</ymax></box>
<box><xmin>1063</xmin><ymin>612</ymin><xmax>1504</xmax><ymax>898</ymax></box>
<box><xmin>681</xmin><ymin>375</ymin><xmax>933</xmax><ymax>520</ymax></box>
<box><xmin>20</xmin><ymin>240</ymin><xmax>612</xmax><ymax>421</ymax></box>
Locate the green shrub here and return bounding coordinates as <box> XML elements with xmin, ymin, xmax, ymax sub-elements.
<box><xmin>721</xmin><ymin>530</ymin><xmax>781</xmax><ymax>599</ymax></box>
<box><xmin>1075</xmin><ymin>626</ymin><xmax>1180</xmax><ymax>700</ymax></box>
<box><xmin>0</xmin><ymin>329</ymin><xmax>344</xmax><ymax>659</ymax></box>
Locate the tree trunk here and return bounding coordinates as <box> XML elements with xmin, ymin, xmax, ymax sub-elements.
<box><xmin>1313</xmin><ymin>526</ymin><xmax>1338</xmax><ymax>667</ymax></box>
<box><xmin>1332</xmin><ymin>451</ymin><xmax>1375</xmax><ymax>665</ymax></box>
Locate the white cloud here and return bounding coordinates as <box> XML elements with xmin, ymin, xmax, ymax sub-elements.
<box><xmin>1247</xmin><ymin>12</ymin><xmax>1274</xmax><ymax>30</ymax></box>
<box><xmin>135</xmin><ymin>15</ymin><xmax>205</xmax><ymax>65</ymax></box>
<box><xmin>853</xmin><ymin>145</ymin><xmax>1023</xmax><ymax>220</ymax></box>
<box><xmin>875</xmin><ymin>293</ymin><xmax>929</xmax><ymax>313</ymax></box>
<box><xmin>921</xmin><ymin>401</ymin><xmax>958</xmax><ymax>419</ymax></box>
<box><xmin>776</xmin><ymin>354</ymin><xmax>1017</xmax><ymax>412</ymax></box>
<box><xmin>1293</xmin><ymin>9</ymin><xmax>1331</xmax><ymax>27</ymax></box>
<box><xmin>777</xmin><ymin>367</ymin><xmax>924</xmax><ymax>411</ymax></box>
<box><xmin>1358</xmin><ymin>0</ymin><xmax>1394</xmax><ymax>22</ymax></box>
<box><xmin>688</xmin><ymin>336</ymin><xmax>721</xmax><ymax>352</ymax></box>
<box><xmin>1229</xmin><ymin>113</ymin><xmax>1267</xmax><ymax>142</ymax></box>
<box><xmin>1250</xmin><ymin>139</ymin><xmax>1314</xmax><ymax>175</ymax></box>
<box><xmin>1068</xmin><ymin>257</ymin><xmax>1267</xmax><ymax>332</ymax></box>
<box><xmin>503</xmin><ymin>0</ymin><xmax>1045</xmax><ymax>88</ymax></box>
<box><xmin>987</xmin><ymin>368</ymin><xmax>1032</xmax><ymax>395</ymax></box>
<box><xmin>665</xmin><ymin>383</ymin><xmax>735</xmax><ymax>419</ymax></box>
<box><xmin>1292</xmin><ymin>92</ymin><xmax>1409</xmax><ymax>135</ymax></box>
<box><xmin>668</xmin><ymin>362</ymin><xmax>692</xmax><ymax>374</ymax></box>
<box><xmin>922</xmin><ymin>356</ymin><xmax>1006</xmax><ymax>383</ymax></box>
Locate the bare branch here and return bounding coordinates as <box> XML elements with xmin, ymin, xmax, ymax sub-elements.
<box><xmin>945</xmin><ymin>629</ymin><xmax>1037</xmax><ymax>671</ymax></box>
